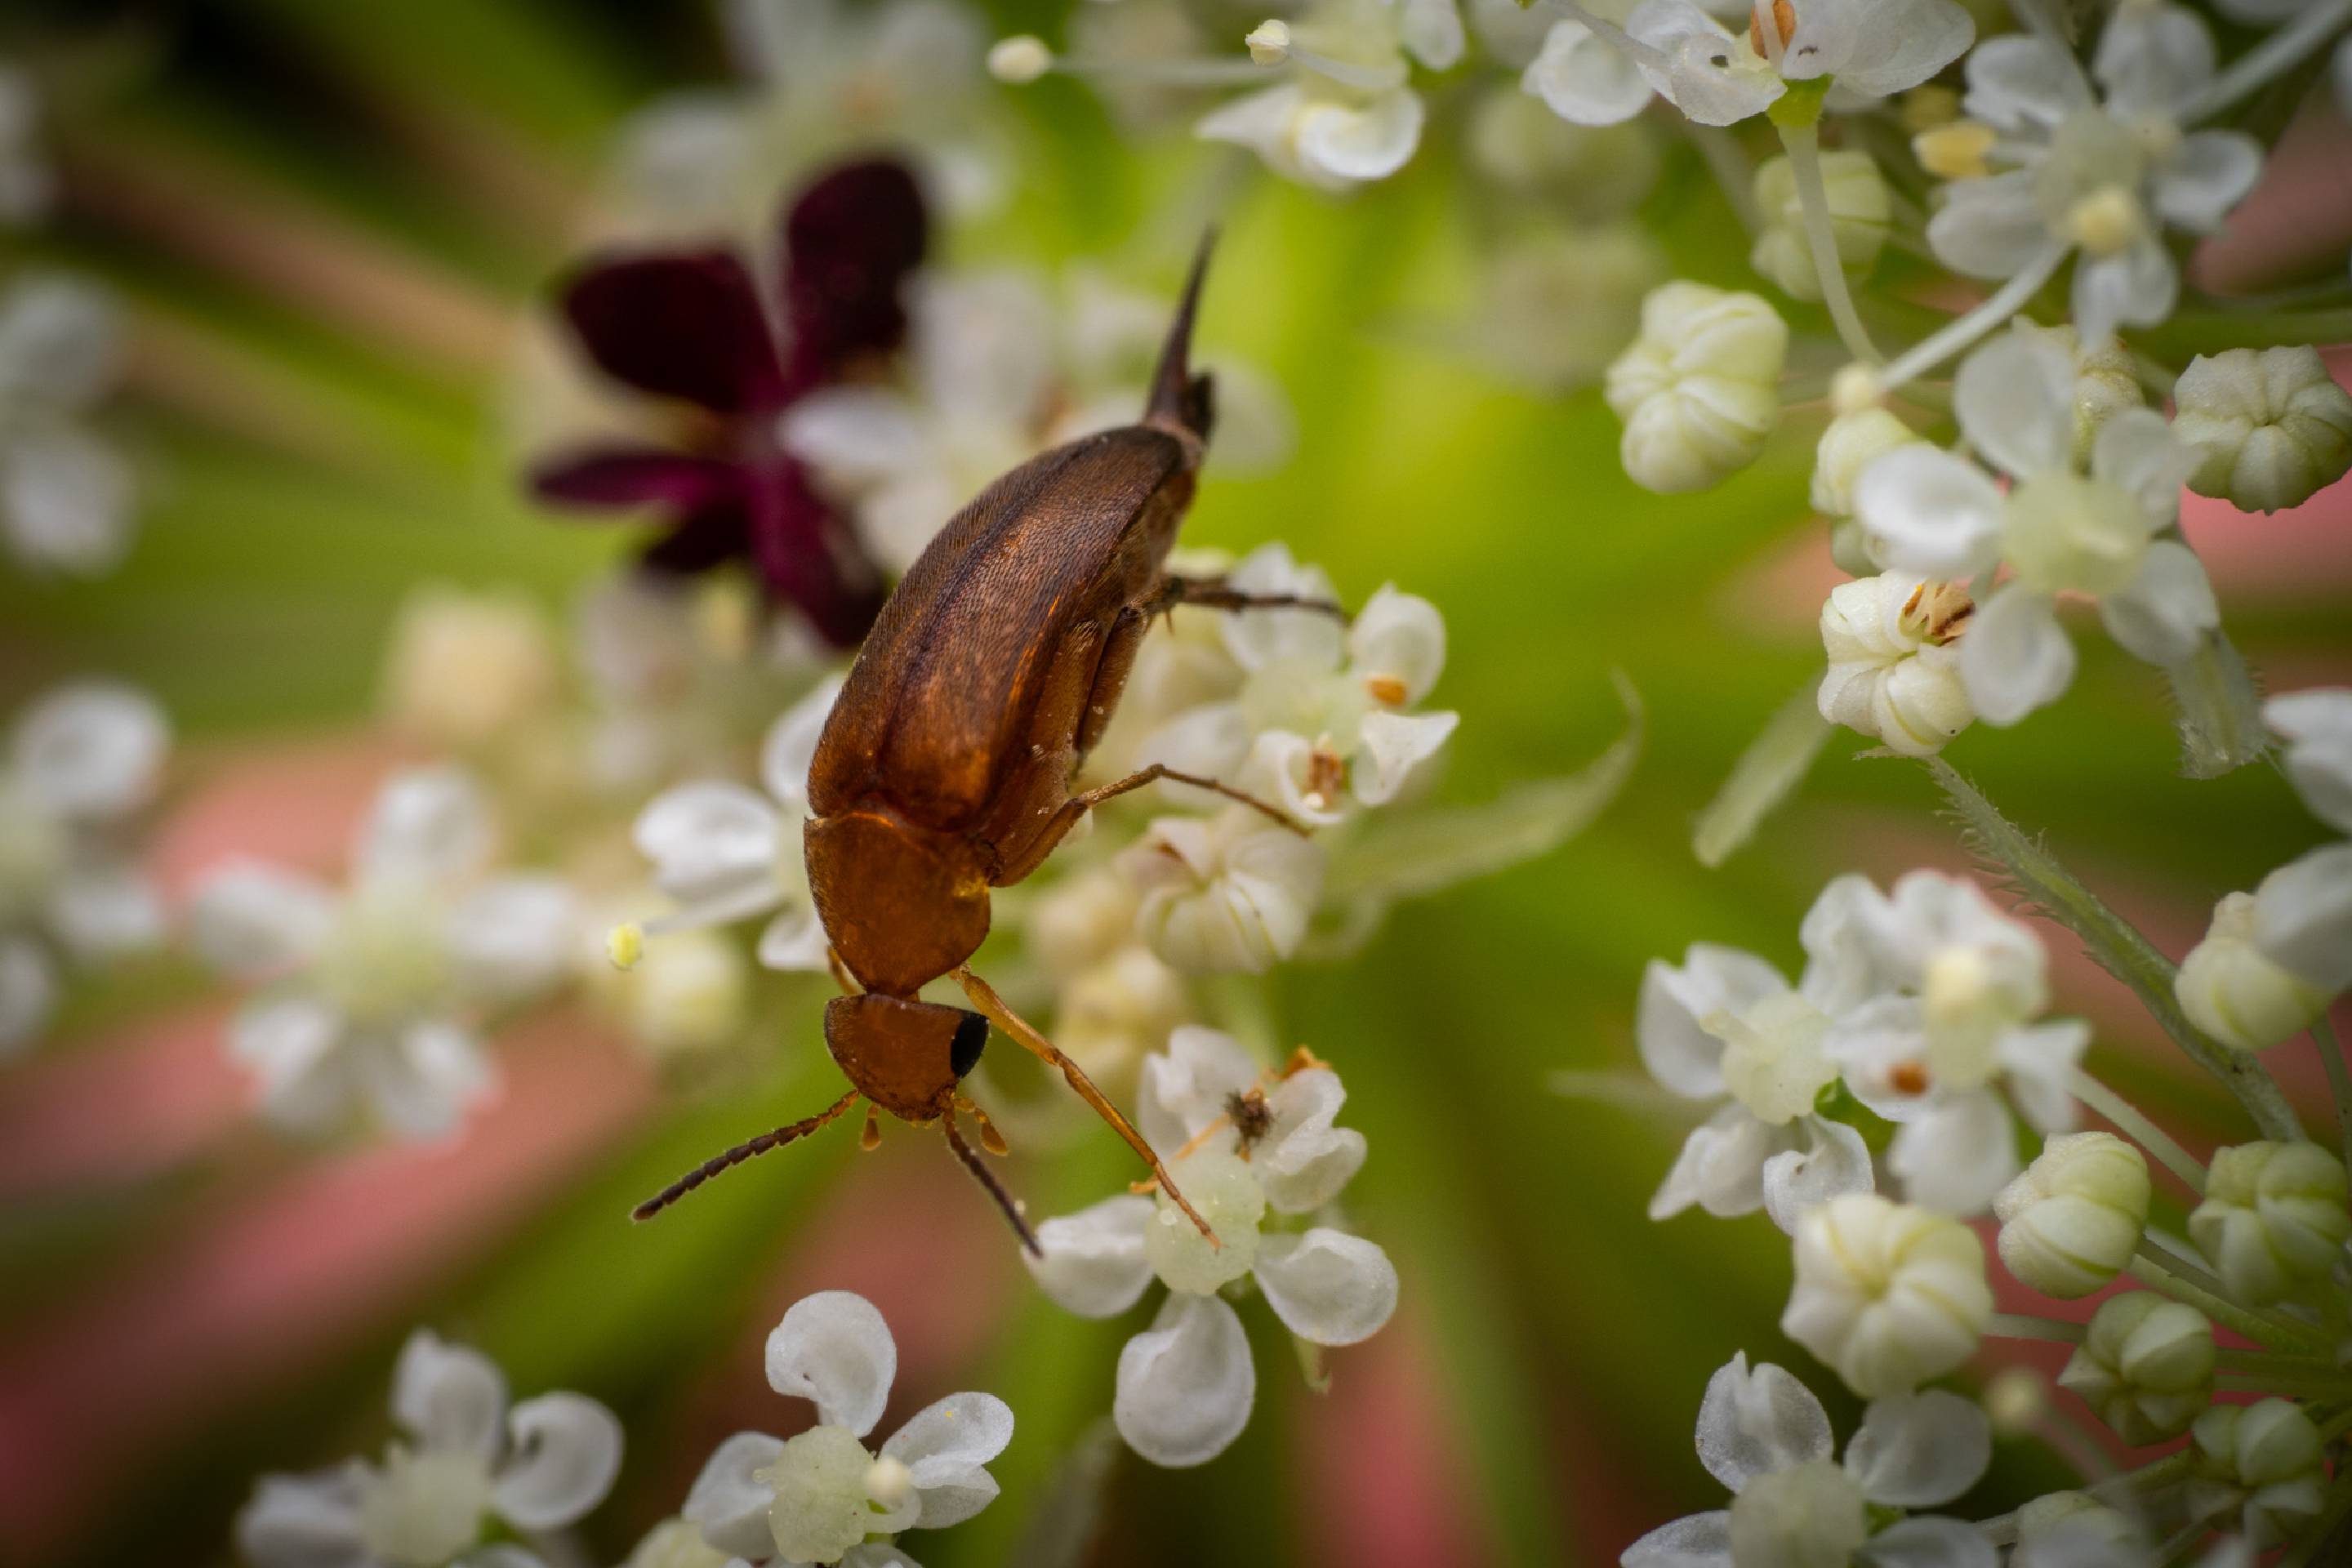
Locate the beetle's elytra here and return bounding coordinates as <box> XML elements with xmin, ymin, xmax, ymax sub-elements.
<box><xmin>635</xmin><ymin>238</ymin><xmax>1343</xmax><ymax>1250</ymax></box>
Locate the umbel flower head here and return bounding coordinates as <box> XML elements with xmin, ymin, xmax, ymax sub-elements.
<box><xmin>532</xmin><ymin>157</ymin><xmax>929</xmax><ymax>647</ymax></box>
<box><xmin>190</xmin><ymin>767</ymin><xmax>580</xmax><ymax>1141</ymax></box>
<box><xmin>1619</xmin><ymin>1352</ymin><xmax>1993</xmax><ymax>1568</ymax></box>
<box><xmin>237</xmin><ymin>1330</ymin><xmax>623</xmax><ymax>1568</ymax></box>
<box><xmin>1023</xmin><ymin>1028</ymin><xmax>1397</xmax><ymax>1467</ymax></box>
<box><xmin>0</xmin><ymin>680</ymin><xmax>170</xmax><ymax>1056</ymax></box>
<box><xmin>682</xmin><ymin>1291</ymin><xmax>1013</xmax><ymax>1566</ymax></box>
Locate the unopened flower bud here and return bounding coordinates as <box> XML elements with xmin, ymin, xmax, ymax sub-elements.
<box><xmin>1749</xmin><ymin>151</ymin><xmax>1891</xmax><ymax>302</ymax></box>
<box><xmin>2176</xmin><ymin>893</ymin><xmax>2328</xmax><ymax>1052</ymax></box>
<box><xmin>2188</xmin><ymin>1399</ymin><xmax>2327</xmax><ymax>1547</ymax></box>
<box><xmin>2189</xmin><ymin>1141</ymin><xmax>2352</xmax><ymax>1306</ymax></box>
<box><xmin>2056</xmin><ymin>1293</ymin><xmax>2213</xmax><ymax>1444</ymax></box>
<box><xmin>2014</xmin><ymin>1491</ymin><xmax>2142</xmax><ymax>1565</ymax></box>
<box><xmin>1780</xmin><ymin>1193</ymin><xmax>1992</xmax><ymax>1398</ymax></box>
<box><xmin>1980</xmin><ymin>1366</ymin><xmax>2047</xmax><ymax>1437</ymax></box>
<box><xmin>1120</xmin><ymin>808</ymin><xmax>1323</xmax><ymax>974</ymax></box>
<box><xmin>1811</xmin><ymin>407</ymin><xmax>1918</xmax><ymax>517</ymax></box>
<box><xmin>1245</xmin><ymin>20</ymin><xmax>1291</xmax><ymax>65</ymax></box>
<box><xmin>1915</xmin><ymin>119</ymin><xmax>1995</xmax><ymax>180</ymax></box>
<box><xmin>2173</xmin><ymin>346</ymin><xmax>2352</xmax><ymax>514</ymax></box>
<box><xmin>987</xmin><ymin>35</ymin><xmax>1054</xmax><ymax>83</ymax></box>
<box><xmin>1817</xmin><ymin>572</ymin><xmax>1976</xmax><ymax>757</ymax></box>
<box><xmin>1993</xmin><ymin>1132</ymin><xmax>2151</xmax><ymax>1298</ymax></box>
<box><xmin>1603</xmin><ymin>283</ymin><xmax>1787</xmax><ymax>494</ymax></box>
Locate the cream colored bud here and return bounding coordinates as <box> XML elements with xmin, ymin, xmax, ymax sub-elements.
<box><xmin>1980</xmin><ymin>1366</ymin><xmax>2047</xmax><ymax>1437</ymax></box>
<box><xmin>987</xmin><ymin>35</ymin><xmax>1054</xmax><ymax>83</ymax></box>
<box><xmin>1915</xmin><ymin>119</ymin><xmax>1996</xmax><ymax>180</ymax></box>
<box><xmin>2176</xmin><ymin>892</ymin><xmax>2328</xmax><ymax>1052</ymax></box>
<box><xmin>2189</xmin><ymin>1141</ymin><xmax>2352</xmax><ymax>1306</ymax></box>
<box><xmin>1780</xmin><ymin>1193</ymin><xmax>1992</xmax><ymax>1398</ymax></box>
<box><xmin>2173</xmin><ymin>346</ymin><xmax>2352</xmax><ymax>514</ymax></box>
<box><xmin>2188</xmin><ymin>1399</ymin><xmax>2327</xmax><ymax>1548</ymax></box>
<box><xmin>1993</xmin><ymin>1132</ymin><xmax>2151</xmax><ymax>1298</ymax></box>
<box><xmin>1749</xmin><ymin>151</ymin><xmax>1891</xmax><ymax>302</ymax></box>
<box><xmin>2056</xmin><ymin>1292</ymin><xmax>2213</xmax><ymax>1445</ymax></box>
<box><xmin>2015</xmin><ymin>1491</ymin><xmax>2141</xmax><ymax>1560</ymax></box>
<box><xmin>1604</xmin><ymin>283</ymin><xmax>1788</xmax><ymax>495</ymax></box>
<box><xmin>1811</xmin><ymin>407</ymin><xmax>1918</xmax><ymax>517</ymax></box>
<box><xmin>1817</xmin><ymin>572</ymin><xmax>1976</xmax><ymax>758</ymax></box>
<box><xmin>1245</xmin><ymin>19</ymin><xmax>1291</xmax><ymax>65</ymax></box>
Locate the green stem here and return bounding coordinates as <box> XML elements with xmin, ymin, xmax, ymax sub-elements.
<box><xmin>2183</xmin><ymin>0</ymin><xmax>2352</xmax><ymax>124</ymax></box>
<box><xmin>2278</xmin><ymin>1470</ymin><xmax>2352</xmax><ymax>1568</ymax></box>
<box><xmin>2316</xmin><ymin>1015</ymin><xmax>2352</xmax><ymax>1178</ymax></box>
<box><xmin>2073</xmin><ymin>1070</ymin><xmax>2207</xmax><ymax>1195</ymax></box>
<box><xmin>1922</xmin><ymin>759</ymin><xmax>2303</xmax><ymax>1143</ymax></box>
<box><xmin>1990</xmin><ymin>1312</ymin><xmax>2085</xmax><ymax>1344</ymax></box>
<box><xmin>2216</xmin><ymin>1372</ymin><xmax>2352</xmax><ymax>1396</ymax></box>
<box><xmin>1878</xmin><ymin>243</ymin><xmax>2067</xmax><ymax>392</ymax></box>
<box><xmin>1775</xmin><ymin>122</ymin><xmax>1882</xmax><ymax>365</ymax></box>
<box><xmin>2129</xmin><ymin>1252</ymin><xmax>2328</xmax><ymax>1353</ymax></box>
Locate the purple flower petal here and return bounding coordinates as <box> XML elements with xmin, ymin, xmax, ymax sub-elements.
<box><xmin>778</xmin><ymin>158</ymin><xmax>929</xmax><ymax>393</ymax></box>
<box><xmin>559</xmin><ymin>252</ymin><xmax>782</xmax><ymax>413</ymax></box>
<box><xmin>638</xmin><ymin>501</ymin><xmax>753</xmax><ymax>577</ymax></box>
<box><xmin>531</xmin><ymin>448</ymin><xmax>746</xmax><ymax>511</ymax></box>
<box><xmin>746</xmin><ymin>459</ymin><xmax>886</xmax><ymax>647</ymax></box>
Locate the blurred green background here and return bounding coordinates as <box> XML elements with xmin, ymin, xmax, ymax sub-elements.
<box><xmin>0</xmin><ymin>2</ymin><xmax>2343</xmax><ymax>1565</ymax></box>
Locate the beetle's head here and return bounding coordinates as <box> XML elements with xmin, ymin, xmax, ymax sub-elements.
<box><xmin>823</xmin><ymin>991</ymin><xmax>987</xmax><ymax>1120</ymax></box>
<box><xmin>804</xmin><ymin>807</ymin><xmax>990</xmax><ymax>994</ymax></box>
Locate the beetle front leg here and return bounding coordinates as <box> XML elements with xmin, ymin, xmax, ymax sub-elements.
<box><xmin>1147</xmin><ymin>574</ymin><xmax>1351</xmax><ymax>623</ymax></box>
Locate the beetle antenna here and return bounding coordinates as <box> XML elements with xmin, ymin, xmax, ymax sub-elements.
<box><xmin>943</xmin><ymin>1109</ymin><xmax>1041</xmax><ymax>1257</ymax></box>
<box><xmin>1143</xmin><ymin>228</ymin><xmax>1217</xmax><ymax>444</ymax></box>
<box><xmin>630</xmin><ymin>1089</ymin><xmax>861</xmax><ymax>1221</ymax></box>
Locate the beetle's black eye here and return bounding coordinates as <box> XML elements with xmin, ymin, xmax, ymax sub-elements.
<box><xmin>950</xmin><ymin>1009</ymin><xmax>989</xmax><ymax>1078</ymax></box>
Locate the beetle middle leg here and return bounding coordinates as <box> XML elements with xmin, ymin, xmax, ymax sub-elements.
<box><xmin>1147</xmin><ymin>575</ymin><xmax>1350</xmax><ymax>623</ymax></box>
<box><xmin>951</xmin><ymin>966</ymin><xmax>1221</xmax><ymax>1246</ymax></box>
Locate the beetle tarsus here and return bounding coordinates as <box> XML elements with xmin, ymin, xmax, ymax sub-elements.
<box><xmin>630</xmin><ymin>1088</ymin><xmax>861</xmax><ymax>1221</ymax></box>
<box><xmin>944</xmin><ymin>1108</ymin><xmax>1040</xmax><ymax>1256</ymax></box>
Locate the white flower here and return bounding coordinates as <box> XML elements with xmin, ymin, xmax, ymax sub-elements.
<box><xmin>1816</xmin><ymin>573</ymin><xmax>1976</xmax><ymax>757</ymax></box>
<box><xmin>629</xmin><ymin>675</ymin><xmax>840</xmax><ymax>973</ymax></box>
<box><xmin>1820</xmin><ymin>871</ymin><xmax>2087</xmax><ymax>1217</ymax></box>
<box><xmin>2175</xmin><ymin>892</ymin><xmax>2329</xmax><ymax>1053</ymax></box>
<box><xmin>1927</xmin><ymin>7</ymin><xmax>2263</xmax><ymax>343</ymax></box>
<box><xmin>1120</xmin><ymin>807</ymin><xmax>1325</xmax><ymax>974</ymax></box>
<box><xmin>0</xmin><ymin>681</ymin><xmax>169</xmax><ymax>1056</ymax></box>
<box><xmin>0</xmin><ymin>66</ymin><xmax>54</xmax><ymax>225</ymax></box>
<box><xmin>1196</xmin><ymin>0</ymin><xmax>1436</xmax><ymax>189</ymax></box>
<box><xmin>1636</xmin><ymin>924</ymin><xmax>1876</xmax><ymax>1235</ymax></box>
<box><xmin>1750</xmin><ymin>149</ymin><xmax>1890</xmax><ymax>302</ymax></box>
<box><xmin>1605</xmin><ymin>282</ymin><xmax>1788</xmax><ymax>493</ymax></box>
<box><xmin>2187</xmin><ymin>1141</ymin><xmax>2352</xmax><ymax>1307</ymax></box>
<box><xmin>682</xmin><ymin>1292</ymin><xmax>1011</xmax><ymax>1566</ymax></box>
<box><xmin>191</xmin><ymin>767</ymin><xmax>579</xmax><ymax>1140</ymax></box>
<box><xmin>1993</xmin><ymin>1132</ymin><xmax>2150</xmax><ymax>1298</ymax></box>
<box><xmin>237</xmin><ymin>1330</ymin><xmax>623</xmax><ymax>1568</ymax></box>
<box><xmin>1811</xmin><ymin>407</ymin><xmax>1922</xmax><ymax>519</ymax></box>
<box><xmin>0</xmin><ymin>274</ymin><xmax>137</xmax><ymax>577</ymax></box>
<box><xmin>2187</xmin><ymin>1400</ymin><xmax>2328</xmax><ymax>1548</ymax></box>
<box><xmin>381</xmin><ymin>585</ymin><xmax>562</xmax><ymax>751</ymax></box>
<box><xmin>621</xmin><ymin>1518</ymin><xmax>730</xmax><ymax>1568</ymax></box>
<box><xmin>1541</xmin><ymin>0</ymin><xmax>1973</xmax><ymax>130</ymax></box>
<box><xmin>1780</xmin><ymin>1193</ymin><xmax>1993</xmax><ymax>1398</ymax></box>
<box><xmin>2172</xmin><ymin>347</ymin><xmax>2352</xmax><ymax>514</ymax></box>
<box><xmin>1024</xmin><ymin>1030</ymin><xmax>1396</xmax><ymax>1467</ymax></box>
<box><xmin>1854</xmin><ymin>330</ymin><xmax>2214</xmax><ymax>727</ymax></box>
<box><xmin>2265</xmin><ymin>688</ymin><xmax>2352</xmax><ymax>836</ymax></box>
<box><xmin>1619</xmin><ymin>1352</ymin><xmax>1993</xmax><ymax>1568</ymax></box>
<box><xmin>2056</xmin><ymin>1291</ymin><xmax>2214</xmax><ymax>1446</ymax></box>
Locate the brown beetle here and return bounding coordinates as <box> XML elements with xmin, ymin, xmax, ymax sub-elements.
<box><xmin>635</xmin><ymin>240</ymin><xmax>1340</xmax><ymax>1249</ymax></box>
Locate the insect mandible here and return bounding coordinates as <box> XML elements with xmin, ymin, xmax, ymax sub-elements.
<box><xmin>633</xmin><ymin>238</ymin><xmax>1345</xmax><ymax>1250</ymax></box>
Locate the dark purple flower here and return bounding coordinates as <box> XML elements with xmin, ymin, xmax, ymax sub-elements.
<box><xmin>531</xmin><ymin>158</ymin><xmax>928</xmax><ymax>648</ymax></box>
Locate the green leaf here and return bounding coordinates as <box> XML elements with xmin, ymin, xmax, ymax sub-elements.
<box><xmin>1693</xmin><ymin>681</ymin><xmax>1835</xmax><ymax>868</ymax></box>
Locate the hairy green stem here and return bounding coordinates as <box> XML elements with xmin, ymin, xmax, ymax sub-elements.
<box><xmin>1922</xmin><ymin>759</ymin><xmax>2302</xmax><ymax>1142</ymax></box>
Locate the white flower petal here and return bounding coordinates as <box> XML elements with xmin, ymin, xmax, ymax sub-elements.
<box><xmin>1024</xmin><ymin>1194</ymin><xmax>1156</xmax><ymax>1318</ymax></box>
<box><xmin>2090</xmin><ymin>406</ymin><xmax>2191</xmax><ymax>524</ymax></box>
<box><xmin>2099</xmin><ymin>541</ymin><xmax>2216</xmax><ymax>667</ymax></box>
<box><xmin>1259</xmin><ymin>1067</ymin><xmax>1368</xmax><ymax>1214</ymax></box>
<box><xmin>1525</xmin><ymin>20</ymin><xmax>1655</xmax><ymax>125</ymax></box>
<box><xmin>1825</xmin><ymin>995</ymin><xmax>1933</xmax><ymax>1123</ymax></box>
<box><xmin>393</xmin><ymin>1330</ymin><xmax>509</xmax><ymax>1460</ymax></box>
<box><xmin>1221</xmin><ymin>544</ymin><xmax>1346</xmax><ymax>671</ymax></box>
<box><xmin>1955</xmin><ymin>332</ymin><xmax>2075</xmax><ymax>481</ymax></box>
<box><xmin>2266</xmin><ymin>688</ymin><xmax>2352</xmax><ymax>835</ymax></box>
<box><xmin>760</xmin><ymin>676</ymin><xmax>844</xmax><ymax>813</ymax></box>
<box><xmin>229</xmin><ymin>997</ymin><xmax>350</xmax><ymax>1134</ymax></box>
<box><xmin>495</xmin><ymin>1392</ymin><xmax>625</xmax><ymax>1530</ymax></box>
<box><xmin>1295</xmin><ymin>90</ymin><xmax>1425</xmax><ymax>185</ymax></box>
<box><xmin>0</xmin><ymin>274</ymin><xmax>122</xmax><ymax>412</ymax></box>
<box><xmin>2071</xmin><ymin>238</ymin><xmax>2176</xmax><ymax>352</ymax></box>
<box><xmin>234</xmin><ymin>1463</ymin><xmax>372</xmax><ymax>1568</ymax></box>
<box><xmin>2092</xmin><ymin>2</ymin><xmax>2213</xmax><ymax>121</ymax></box>
<box><xmin>1760</xmin><ymin>1116</ymin><xmax>1875</xmax><ymax>1234</ymax></box>
<box><xmin>2252</xmin><ymin>843</ymin><xmax>2352</xmax><ymax>991</ymax></box>
<box><xmin>779</xmin><ymin>389</ymin><xmax>930</xmax><ymax>490</ymax></box>
<box><xmin>190</xmin><ymin>861</ymin><xmax>338</xmax><ymax>978</ymax></box>
<box><xmin>1352</xmin><ymin>709</ymin><xmax>1457</xmax><ymax>805</ymax></box>
<box><xmin>1853</xmin><ymin>446</ymin><xmax>2007</xmax><ymax>579</ymax></box>
<box><xmin>755</xmin><ymin>900</ymin><xmax>832</xmax><ymax>972</ymax></box>
<box><xmin>1398</xmin><ymin>0</ymin><xmax>1465</xmax><ymax>69</ymax></box>
<box><xmin>881</xmin><ymin>1390</ymin><xmax>1014</xmax><ymax>1524</ymax></box>
<box><xmin>1347</xmin><ymin>585</ymin><xmax>1447</xmax><ymax>704</ymax></box>
<box><xmin>633</xmin><ymin>782</ymin><xmax>786</xmax><ymax>920</ymax></box>
<box><xmin>681</xmin><ymin>1431</ymin><xmax>786</xmax><ymax>1561</ymax></box>
<box><xmin>1637</xmin><ymin>944</ymin><xmax>1787</xmax><ymax>1099</ymax></box>
<box><xmin>1888</xmin><ymin>1092</ymin><xmax>2019</xmax><ymax>1218</ymax></box>
<box><xmin>1958</xmin><ymin>586</ymin><xmax>2074</xmax><ymax>727</ymax></box>
<box><xmin>1693</xmin><ymin>1350</ymin><xmax>1833</xmax><ymax>1493</ymax></box>
<box><xmin>445</xmin><ymin>875</ymin><xmax>581</xmax><ymax>1004</ymax></box>
<box><xmin>1860</xmin><ymin>1515</ymin><xmax>1998</xmax><ymax>1568</ymax></box>
<box><xmin>1996</xmin><ymin>1019</ymin><xmax>2090</xmax><ymax>1134</ymax></box>
<box><xmin>1844</xmin><ymin>1388</ymin><xmax>1991</xmax><ymax>1506</ymax></box>
<box><xmin>1620</xmin><ymin>1509</ymin><xmax>1735</xmax><ymax>1568</ymax></box>
<box><xmin>766</xmin><ymin>1290</ymin><xmax>898</xmax><ymax>1437</ymax></box>
<box><xmin>13</xmin><ymin>681</ymin><xmax>167</xmax><ymax>822</ymax></box>
<box><xmin>360</xmin><ymin>767</ymin><xmax>492</xmax><ymax>886</ymax></box>
<box><xmin>2154</xmin><ymin>131</ymin><xmax>2263</xmax><ymax>234</ymax></box>
<box><xmin>1112</xmin><ymin>1292</ymin><xmax>1255</xmax><ymax>1468</ymax></box>
<box><xmin>1138</xmin><ymin>1025</ymin><xmax>1262</xmax><ymax>1150</ymax></box>
<box><xmin>1135</xmin><ymin>702</ymin><xmax>1254</xmax><ymax>787</ymax></box>
<box><xmin>364</xmin><ymin>1022</ymin><xmax>497</xmax><ymax>1142</ymax></box>
<box><xmin>1628</xmin><ymin>0</ymin><xmax>1782</xmax><ymax>124</ymax></box>
<box><xmin>2</xmin><ymin>422</ymin><xmax>135</xmax><ymax>576</ymax></box>
<box><xmin>47</xmin><ymin>862</ymin><xmax>164</xmax><ymax>959</ymax></box>
<box><xmin>1962</xmin><ymin>35</ymin><xmax>2085</xmax><ymax>131</ymax></box>
<box><xmin>1252</xmin><ymin>1228</ymin><xmax>1398</xmax><ymax>1345</ymax></box>
<box><xmin>1651</xmin><ymin>1103</ymin><xmax>1783</xmax><ymax>1221</ymax></box>
<box><xmin>1926</xmin><ymin>173</ymin><xmax>2048</xmax><ymax>278</ymax></box>
<box><xmin>1820</xmin><ymin>0</ymin><xmax>1974</xmax><ymax>100</ymax></box>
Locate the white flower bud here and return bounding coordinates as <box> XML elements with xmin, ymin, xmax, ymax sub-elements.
<box><xmin>2015</xmin><ymin>1491</ymin><xmax>2142</xmax><ymax>1564</ymax></box>
<box><xmin>1816</xmin><ymin>573</ymin><xmax>1976</xmax><ymax>756</ymax></box>
<box><xmin>2188</xmin><ymin>1399</ymin><xmax>2327</xmax><ymax>1548</ymax></box>
<box><xmin>2056</xmin><ymin>1293</ymin><xmax>2213</xmax><ymax>1445</ymax></box>
<box><xmin>2188</xmin><ymin>1142</ymin><xmax>2352</xmax><ymax>1306</ymax></box>
<box><xmin>1245</xmin><ymin>19</ymin><xmax>1291</xmax><ymax>65</ymax></box>
<box><xmin>1603</xmin><ymin>282</ymin><xmax>1788</xmax><ymax>494</ymax></box>
<box><xmin>2173</xmin><ymin>346</ymin><xmax>2352</xmax><ymax>514</ymax></box>
<box><xmin>1980</xmin><ymin>1366</ymin><xmax>2048</xmax><ymax>1437</ymax></box>
<box><xmin>2176</xmin><ymin>893</ymin><xmax>2328</xmax><ymax>1053</ymax></box>
<box><xmin>987</xmin><ymin>35</ymin><xmax>1054</xmax><ymax>83</ymax></box>
<box><xmin>380</xmin><ymin>586</ymin><xmax>559</xmax><ymax>750</ymax></box>
<box><xmin>1748</xmin><ymin>151</ymin><xmax>1891</xmax><ymax>302</ymax></box>
<box><xmin>1811</xmin><ymin>408</ymin><xmax>1920</xmax><ymax>518</ymax></box>
<box><xmin>1120</xmin><ymin>807</ymin><xmax>1324</xmax><ymax>974</ymax></box>
<box><xmin>1993</xmin><ymin>1132</ymin><xmax>2151</xmax><ymax>1298</ymax></box>
<box><xmin>1780</xmin><ymin>1193</ymin><xmax>1993</xmax><ymax>1398</ymax></box>
<box><xmin>1726</xmin><ymin>1458</ymin><xmax>1868</xmax><ymax>1568</ymax></box>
